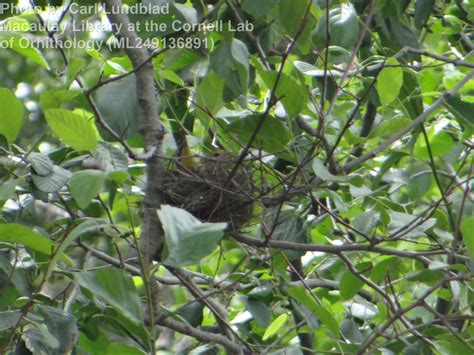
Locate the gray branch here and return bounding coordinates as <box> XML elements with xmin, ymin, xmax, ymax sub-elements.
<box><xmin>103</xmin><ymin>0</ymin><xmax>165</xmax><ymax>264</ymax></box>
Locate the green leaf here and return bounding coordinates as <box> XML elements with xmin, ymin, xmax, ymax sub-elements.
<box><xmin>376</xmin><ymin>58</ymin><xmax>404</xmax><ymax>105</ymax></box>
<box><xmin>279</xmin><ymin>0</ymin><xmax>307</xmax><ymax>37</ymax></box>
<box><xmin>248</xmin><ymin>285</ymin><xmax>273</xmax><ymax>302</ymax></box>
<box><xmin>388</xmin><ymin>211</ymin><xmax>437</xmax><ymax>238</ymax></box>
<box><xmin>0</xmin><ymin>311</ymin><xmax>22</xmax><ymax>330</ymax></box>
<box><xmin>93</xmin><ymin>142</ymin><xmax>129</xmax><ymax>172</ymax></box>
<box><xmin>371</xmin><ymin>115</ymin><xmax>411</xmax><ymax>138</ymax></box>
<box><xmin>460</xmin><ymin>216</ymin><xmax>474</xmax><ymax>262</ymax></box>
<box><xmin>159</xmin><ymin>69</ymin><xmax>184</xmax><ymax>86</ymax></box>
<box><xmin>0</xmin><ymin>32</ymin><xmax>49</xmax><ymax>68</ymax></box>
<box><xmin>0</xmin><ymin>16</ymin><xmax>30</xmax><ymax>31</ymax></box>
<box><xmin>44</xmin><ymin>109</ymin><xmax>97</xmax><ymax>151</ymax></box>
<box><xmin>399</xmin><ymin>70</ymin><xmax>423</xmax><ymax>120</ymax></box>
<box><xmin>194</xmin><ymin>71</ymin><xmax>225</xmax><ymax>121</ymax></box>
<box><xmin>313</xmin><ymin>3</ymin><xmax>359</xmax><ymax>50</ymax></box>
<box><xmin>23</xmin><ymin>322</ymin><xmax>60</xmax><ymax>353</ymax></box>
<box><xmin>415</xmin><ymin>0</ymin><xmax>436</xmax><ymax>29</ymax></box>
<box><xmin>414</xmin><ymin>128</ymin><xmax>456</xmax><ymax>159</ymax></box>
<box><xmin>210</xmin><ymin>40</ymin><xmax>249</xmax><ymax>101</ymax></box>
<box><xmin>429</xmin><ymin>261</ymin><xmax>450</xmax><ymax>270</ymax></box>
<box><xmin>69</xmin><ymin>170</ymin><xmax>106</xmax><ymax>209</ymax></box>
<box><xmin>31</xmin><ymin>165</ymin><xmax>72</xmax><ymax>193</ymax></box>
<box><xmin>107</xmin><ymin>343</ymin><xmax>144</xmax><ymax>355</ymax></box>
<box><xmin>48</xmin><ymin>219</ymin><xmax>107</xmax><ymax>277</ymax></box>
<box><xmin>0</xmin><ymin>224</ymin><xmax>73</xmax><ymax>265</ymax></box>
<box><xmin>284</xmin><ymin>286</ymin><xmax>339</xmax><ymax>337</ymax></box>
<box><xmin>0</xmin><ymin>87</ymin><xmax>23</xmax><ymax>143</ymax></box>
<box><xmin>39</xmin><ymin>90</ymin><xmax>81</xmax><ymax>111</ymax></box>
<box><xmin>328</xmin><ymin>46</ymin><xmax>353</xmax><ymax>65</ymax></box>
<box><xmin>340</xmin><ymin>271</ymin><xmax>365</xmax><ymax>300</ymax></box>
<box><xmin>173</xmin><ymin>3</ymin><xmax>199</xmax><ymax>24</ymax></box>
<box><xmin>95</xmin><ymin>76</ymin><xmax>140</xmax><ymax>141</ymax></box>
<box><xmin>262</xmin><ymin>313</ymin><xmax>288</xmax><ymax>341</ymax></box>
<box><xmin>444</xmin><ymin>96</ymin><xmax>474</xmax><ymax>127</ymax></box>
<box><xmin>67</xmin><ymin>57</ymin><xmax>85</xmax><ymax>83</ymax></box>
<box><xmin>176</xmin><ymin>303</ymin><xmax>204</xmax><ymax>328</ymax></box>
<box><xmin>265</xmin><ymin>209</ymin><xmax>308</xmax><ymax>260</ymax></box>
<box><xmin>388</xmin><ymin>18</ymin><xmax>420</xmax><ymax>57</ymax></box>
<box><xmin>0</xmin><ymin>223</ymin><xmax>54</xmax><ymax>256</ymax></box>
<box><xmin>370</xmin><ymin>257</ymin><xmax>399</xmax><ymax>283</ymax></box>
<box><xmin>158</xmin><ymin>205</ymin><xmax>227</xmax><ymax>267</ymax></box>
<box><xmin>231</xmin><ymin>39</ymin><xmax>250</xmax><ymax>97</ymax></box>
<box><xmin>353</xmin><ymin>210</ymin><xmax>380</xmax><ymax>235</ymax></box>
<box><xmin>294</xmin><ymin>61</ymin><xmax>343</xmax><ymax>77</ymax></box>
<box><xmin>313</xmin><ymin>158</ymin><xmax>347</xmax><ymax>182</ymax></box>
<box><xmin>260</xmin><ymin>71</ymin><xmax>307</xmax><ymax>117</ymax></box>
<box><xmin>340</xmin><ymin>319</ymin><xmax>364</xmax><ymax>344</ymax></box>
<box><xmin>27</xmin><ymin>153</ymin><xmax>54</xmax><ymax>176</ymax></box>
<box><xmin>407</xmin><ymin>162</ymin><xmax>432</xmax><ymax>198</ymax></box>
<box><xmin>74</xmin><ymin>268</ymin><xmax>143</xmax><ymax>324</ymax></box>
<box><xmin>279</xmin><ymin>0</ymin><xmax>315</xmax><ymax>53</ymax></box>
<box><xmin>223</xmin><ymin>113</ymin><xmax>291</xmax><ymax>152</ymax></box>
<box><xmin>0</xmin><ymin>179</ymin><xmax>18</xmax><ymax>200</ymax></box>
<box><xmin>30</xmin><ymin>305</ymin><xmax>78</xmax><ymax>354</ymax></box>
<box><xmin>245</xmin><ymin>298</ymin><xmax>272</xmax><ymax>328</ymax></box>
<box><xmin>242</xmin><ymin>0</ymin><xmax>278</xmax><ymax>18</ymax></box>
<box><xmin>77</xmin><ymin>332</ymin><xmax>109</xmax><ymax>353</ymax></box>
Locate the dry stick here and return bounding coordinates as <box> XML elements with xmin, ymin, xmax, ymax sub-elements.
<box><xmin>340</xmin><ymin>70</ymin><xmax>474</xmax><ymax>173</ymax></box>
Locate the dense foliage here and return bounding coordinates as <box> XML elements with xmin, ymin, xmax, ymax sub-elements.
<box><xmin>0</xmin><ymin>0</ymin><xmax>473</xmax><ymax>353</ymax></box>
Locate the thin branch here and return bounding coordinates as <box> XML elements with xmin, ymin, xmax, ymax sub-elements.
<box><xmin>341</xmin><ymin>70</ymin><xmax>474</xmax><ymax>173</ymax></box>
<box><xmin>232</xmin><ymin>233</ymin><xmax>435</xmax><ymax>264</ymax></box>
<box><xmin>156</xmin><ymin>316</ymin><xmax>243</xmax><ymax>354</ymax></box>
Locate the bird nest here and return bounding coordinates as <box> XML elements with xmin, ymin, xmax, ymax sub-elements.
<box><xmin>162</xmin><ymin>155</ymin><xmax>255</xmax><ymax>229</ymax></box>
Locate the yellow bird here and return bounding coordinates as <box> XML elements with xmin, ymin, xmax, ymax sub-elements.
<box><xmin>179</xmin><ymin>143</ymin><xmax>198</xmax><ymax>168</ymax></box>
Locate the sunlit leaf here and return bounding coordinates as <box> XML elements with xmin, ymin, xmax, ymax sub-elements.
<box><xmin>0</xmin><ymin>87</ymin><xmax>23</xmax><ymax>143</ymax></box>
<box><xmin>45</xmin><ymin>109</ymin><xmax>97</xmax><ymax>152</ymax></box>
<box><xmin>376</xmin><ymin>58</ymin><xmax>404</xmax><ymax>105</ymax></box>
<box><xmin>158</xmin><ymin>205</ymin><xmax>227</xmax><ymax>267</ymax></box>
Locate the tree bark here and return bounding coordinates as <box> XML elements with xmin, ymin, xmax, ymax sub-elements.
<box><xmin>103</xmin><ymin>0</ymin><xmax>165</xmax><ymax>264</ymax></box>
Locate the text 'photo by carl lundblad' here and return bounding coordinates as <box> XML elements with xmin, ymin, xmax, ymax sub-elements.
<box><xmin>0</xmin><ymin>1</ymin><xmax>170</xmax><ymax>16</ymax></box>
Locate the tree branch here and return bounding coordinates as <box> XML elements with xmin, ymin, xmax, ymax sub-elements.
<box><xmin>102</xmin><ymin>1</ymin><xmax>166</xmax><ymax>349</ymax></box>
<box><xmin>341</xmin><ymin>70</ymin><xmax>474</xmax><ymax>173</ymax></box>
<box><xmin>232</xmin><ymin>233</ymin><xmax>436</xmax><ymax>264</ymax></box>
<box><xmin>103</xmin><ymin>0</ymin><xmax>164</xmax><ymax>264</ymax></box>
<box><xmin>157</xmin><ymin>316</ymin><xmax>243</xmax><ymax>354</ymax></box>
